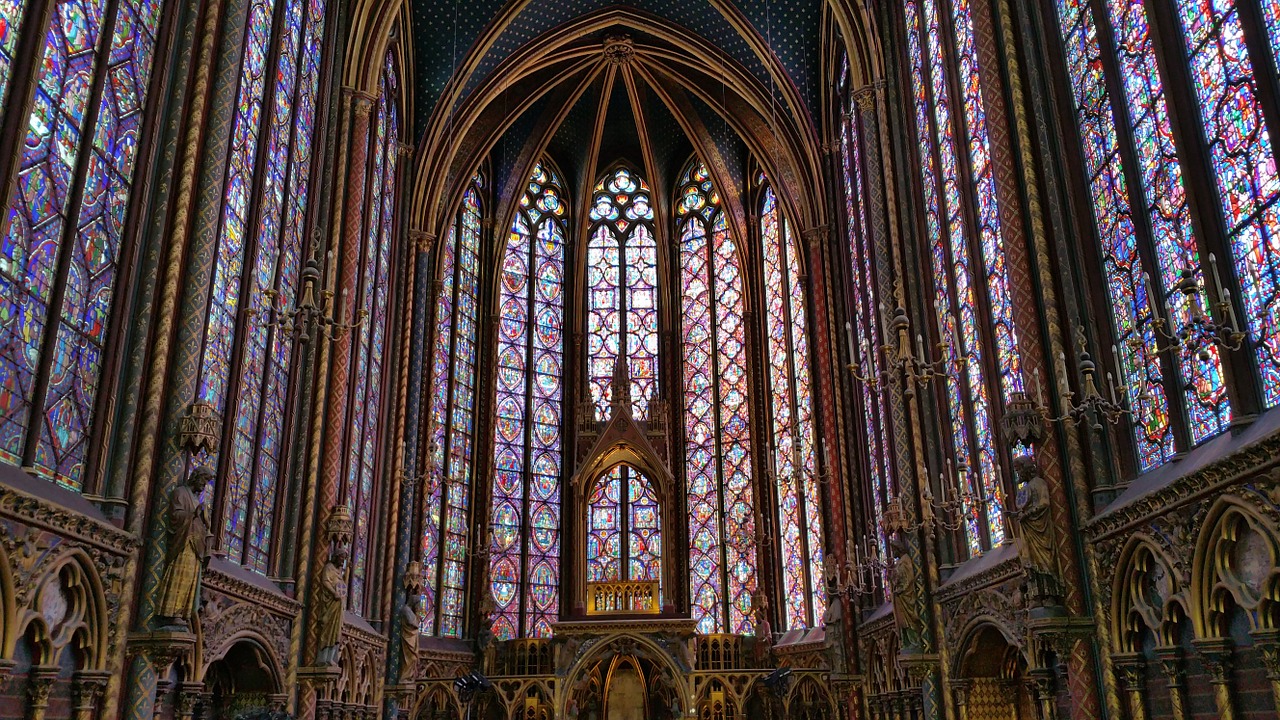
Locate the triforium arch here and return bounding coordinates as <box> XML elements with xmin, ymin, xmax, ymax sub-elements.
<box><xmin>1110</xmin><ymin>535</ymin><xmax>1192</xmax><ymax>654</ymax></box>
<box><xmin>1192</xmin><ymin>496</ymin><xmax>1280</xmax><ymax>638</ymax></box>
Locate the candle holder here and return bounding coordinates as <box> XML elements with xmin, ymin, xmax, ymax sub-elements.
<box><xmin>878</xmin><ymin>305</ymin><xmax>953</xmax><ymax>389</ymax></box>
<box><xmin>843</xmin><ymin>535</ymin><xmax>890</xmax><ymax>598</ymax></box>
<box><xmin>1145</xmin><ymin>257</ymin><xmax>1246</xmax><ymax>355</ymax></box>
<box><xmin>245</xmin><ymin>243</ymin><xmax>368</xmax><ymax>343</ymax></box>
<box><xmin>1028</xmin><ymin>330</ymin><xmax>1142</xmax><ymax>430</ymax></box>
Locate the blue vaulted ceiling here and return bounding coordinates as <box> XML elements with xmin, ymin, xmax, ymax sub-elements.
<box><xmin>409</xmin><ymin>0</ymin><xmax>824</xmax><ymax>139</ymax></box>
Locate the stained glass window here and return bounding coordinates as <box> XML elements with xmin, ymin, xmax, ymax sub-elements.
<box><xmin>489</xmin><ymin>161</ymin><xmax>566</xmax><ymax>640</ymax></box>
<box><xmin>346</xmin><ymin>52</ymin><xmax>399</xmax><ymax>614</ymax></box>
<box><xmin>677</xmin><ymin>161</ymin><xmax>758</xmax><ymax>635</ymax></box>
<box><xmin>903</xmin><ymin>0</ymin><xmax>1020</xmax><ymax>554</ymax></box>
<box><xmin>188</xmin><ymin>0</ymin><xmax>326</xmax><ymax>572</ymax></box>
<box><xmin>586</xmin><ymin>167</ymin><xmax>657</xmax><ymax>420</ymax></box>
<box><xmin>838</xmin><ymin>59</ymin><xmax>894</xmax><ymax>597</ymax></box>
<box><xmin>218</xmin><ymin>0</ymin><xmax>326</xmax><ymax>574</ymax></box>
<box><xmin>0</xmin><ymin>0</ymin><xmax>167</xmax><ymax>488</ymax></box>
<box><xmin>1169</xmin><ymin>0</ymin><xmax>1280</xmax><ymax>407</ymax></box>
<box><xmin>1050</xmin><ymin>0</ymin><xmax>1280</xmax><ymax>466</ymax></box>
<box><xmin>0</xmin><ymin>0</ymin><xmax>26</xmax><ymax>114</ymax></box>
<box><xmin>759</xmin><ymin>183</ymin><xmax>825</xmax><ymax>630</ymax></box>
<box><xmin>586</xmin><ymin>464</ymin><xmax>660</xmax><ymax>590</ymax></box>
<box><xmin>421</xmin><ymin>173</ymin><xmax>483</xmax><ymax>637</ymax></box>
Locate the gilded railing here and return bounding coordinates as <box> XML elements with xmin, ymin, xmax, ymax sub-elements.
<box><xmin>586</xmin><ymin>580</ymin><xmax>660</xmax><ymax>615</ymax></box>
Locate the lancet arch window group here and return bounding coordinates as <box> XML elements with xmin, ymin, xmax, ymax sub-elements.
<box><xmin>760</xmin><ymin>184</ymin><xmax>826</xmax><ymax>629</ymax></box>
<box><xmin>586</xmin><ymin>464</ymin><xmax>662</xmax><ymax>588</ymax></box>
<box><xmin>677</xmin><ymin>161</ymin><xmax>759</xmax><ymax>635</ymax></box>
<box><xmin>0</xmin><ymin>0</ymin><xmax>170</xmax><ymax>489</ymax></box>
<box><xmin>901</xmin><ymin>0</ymin><xmax>1023</xmax><ymax>557</ymax></box>
<box><xmin>421</xmin><ymin>173</ymin><xmax>484</xmax><ymax>637</ymax></box>
<box><xmin>489</xmin><ymin>161</ymin><xmax>567</xmax><ymax>640</ymax></box>
<box><xmin>182</xmin><ymin>0</ymin><xmax>328</xmax><ymax>575</ymax></box>
<box><xmin>586</xmin><ymin>167</ymin><xmax>658</xmax><ymax>420</ymax></box>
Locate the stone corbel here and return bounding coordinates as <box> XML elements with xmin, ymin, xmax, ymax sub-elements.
<box><xmin>1111</xmin><ymin>652</ymin><xmax>1148</xmax><ymax>720</ymax></box>
<box><xmin>26</xmin><ymin>665</ymin><xmax>59</xmax><ymax>720</ymax></box>
<box><xmin>1192</xmin><ymin>637</ymin><xmax>1236</xmax><ymax>720</ymax></box>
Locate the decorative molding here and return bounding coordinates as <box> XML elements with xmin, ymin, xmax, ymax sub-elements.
<box><xmin>1087</xmin><ymin>427</ymin><xmax>1280</xmax><ymax>541</ymax></box>
<box><xmin>203</xmin><ymin>564</ymin><xmax>301</xmax><ymax>615</ymax></box>
<box><xmin>0</xmin><ymin>481</ymin><xmax>136</xmax><ymax>554</ymax></box>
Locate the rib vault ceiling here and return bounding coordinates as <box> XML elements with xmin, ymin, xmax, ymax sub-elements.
<box><xmin>403</xmin><ymin>0</ymin><xmax>875</xmax><ymax>240</ymax></box>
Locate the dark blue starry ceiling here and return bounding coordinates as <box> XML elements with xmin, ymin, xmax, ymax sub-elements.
<box><xmin>410</xmin><ymin>0</ymin><xmax>823</xmax><ymax>139</ymax></box>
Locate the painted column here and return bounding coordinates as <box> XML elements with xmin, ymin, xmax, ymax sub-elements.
<box><xmin>1252</xmin><ymin>630</ymin><xmax>1280</xmax><ymax>715</ymax></box>
<box><xmin>1154</xmin><ymin>646</ymin><xmax>1188</xmax><ymax>720</ymax></box>
<box><xmin>297</xmin><ymin>86</ymin><xmax>374</xmax><ymax>720</ymax></box>
<box><xmin>117</xmin><ymin>0</ymin><xmax>254</xmax><ymax>710</ymax></box>
<box><xmin>385</xmin><ymin>228</ymin><xmax>435</xmax><ymax>718</ymax></box>
<box><xmin>1113</xmin><ymin>654</ymin><xmax>1148</xmax><ymax>720</ymax></box>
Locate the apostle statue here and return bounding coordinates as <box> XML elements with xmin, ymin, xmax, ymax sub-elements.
<box><xmin>314</xmin><ymin>543</ymin><xmax>348</xmax><ymax>666</ymax></box>
<box><xmin>751</xmin><ymin>588</ymin><xmax>773</xmax><ymax>663</ymax></box>
<box><xmin>156</xmin><ymin>465</ymin><xmax>216</xmax><ymax>629</ymax></box>
<box><xmin>1010</xmin><ymin>455</ymin><xmax>1061</xmax><ymax>605</ymax></box>
<box><xmin>888</xmin><ymin>534</ymin><xmax>922</xmax><ymax>650</ymax></box>
<box><xmin>398</xmin><ymin>562</ymin><xmax>424</xmax><ymax>685</ymax></box>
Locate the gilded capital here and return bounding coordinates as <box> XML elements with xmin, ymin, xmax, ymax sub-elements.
<box><xmin>409</xmin><ymin>230</ymin><xmax>437</xmax><ymax>254</ymax></box>
<box><xmin>352</xmin><ymin>91</ymin><xmax>376</xmax><ymax>118</ymax></box>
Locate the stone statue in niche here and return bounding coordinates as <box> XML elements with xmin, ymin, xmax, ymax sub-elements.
<box><xmin>1010</xmin><ymin>455</ymin><xmax>1063</xmax><ymax>608</ymax></box>
<box><xmin>888</xmin><ymin>534</ymin><xmax>922</xmax><ymax>650</ymax></box>
<box><xmin>314</xmin><ymin>543</ymin><xmax>348</xmax><ymax>666</ymax></box>
<box><xmin>155</xmin><ymin>465</ymin><xmax>215</xmax><ymax>630</ymax></box>
<box><xmin>398</xmin><ymin>562</ymin><xmax>424</xmax><ymax>684</ymax></box>
<box><xmin>314</xmin><ymin>504</ymin><xmax>352</xmax><ymax>666</ymax></box>
<box><xmin>822</xmin><ymin>556</ymin><xmax>846</xmax><ymax>674</ymax></box>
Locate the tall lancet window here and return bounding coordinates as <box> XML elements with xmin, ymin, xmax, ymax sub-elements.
<box><xmin>759</xmin><ymin>183</ymin><xmax>825</xmax><ymax>629</ymax></box>
<box><xmin>839</xmin><ymin>55</ymin><xmax>894</xmax><ymax>595</ymax></box>
<box><xmin>344</xmin><ymin>52</ymin><xmax>400</xmax><ymax>614</ymax></box>
<box><xmin>421</xmin><ymin>173</ymin><xmax>483</xmax><ymax>637</ymax></box>
<box><xmin>0</xmin><ymin>0</ymin><xmax>170</xmax><ymax>488</ymax></box>
<box><xmin>187</xmin><ymin>0</ymin><xmax>326</xmax><ymax>572</ymax></box>
<box><xmin>677</xmin><ymin>161</ymin><xmax>758</xmax><ymax>634</ymax></box>
<box><xmin>904</xmin><ymin>0</ymin><xmax>1023</xmax><ymax>556</ymax></box>
<box><xmin>1050</xmin><ymin>0</ymin><xmax>1279</xmax><ymax>466</ymax></box>
<box><xmin>586</xmin><ymin>167</ymin><xmax>658</xmax><ymax>420</ymax></box>
<box><xmin>489</xmin><ymin>161</ymin><xmax>566</xmax><ymax>640</ymax></box>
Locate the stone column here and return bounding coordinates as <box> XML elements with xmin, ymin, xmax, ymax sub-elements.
<box><xmin>1252</xmin><ymin>629</ymin><xmax>1280</xmax><ymax>715</ymax></box>
<box><xmin>1193</xmin><ymin>638</ymin><xmax>1235</xmax><ymax>720</ymax></box>
<box><xmin>1112</xmin><ymin>654</ymin><xmax>1147</xmax><ymax>720</ymax></box>
<box><xmin>1153</xmin><ymin>646</ymin><xmax>1188</xmax><ymax>720</ymax></box>
<box><xmin>72</xmin><ymin>671</ymin><xmax>111</xmax><ymax>720</ymax></box>
<box><xmin>26</xmin><ymin>666</ymin><xmax>58</xmax><ymax>720</ymax></box>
